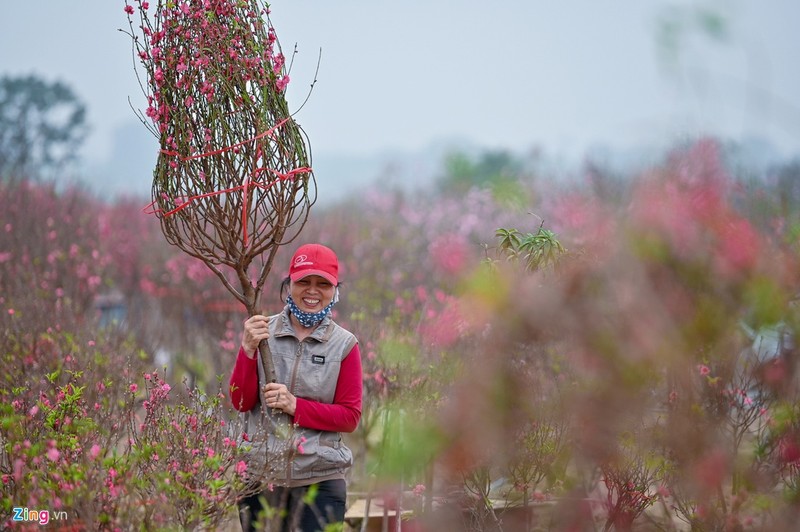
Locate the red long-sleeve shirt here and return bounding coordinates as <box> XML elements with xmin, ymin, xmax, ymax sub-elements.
<box><xmin>229</xmin><ymin>343</ymin><xmax>362</xmax><ymax>433</ymax></box>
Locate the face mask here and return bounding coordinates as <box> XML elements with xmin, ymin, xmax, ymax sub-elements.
<box><xmin>286</xmin><ymin>294</ymin><xmax>336</xmax><ymax>328</ymax></box>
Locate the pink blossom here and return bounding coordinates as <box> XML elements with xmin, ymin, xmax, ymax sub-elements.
<box><xmin>13</xmin><ymin>459</ymin><xmax>23</xmax><ymax>481</ymax></box>
<box><xmin>697</xmin><ymin>364</ymin><xmax>710</xmax><ymax>376</ymax></box>
<box><xmin>694</xmin><ymin>449</ymin><xmax>728</xmax><ymax>489</ymax></box>
<box><xmin>715</xmin><ymin>218</ymin><xmax>760</xmax><ymax>276</ymax></box>
<box><xmin>124</xmin><ymin>5</ymin><xmax>134</xmax><ymax>15</ymax></box>
<box><xmin>412</xmin><ymin>484</ymin><xmax>426</xmax><ymax>497</ymax></box>
<box><xmin>429</xmin><ymin>233</ymin><xmax>469</xmax><ymax>276</ymax></box>
<box><xmin>275</xmin><ymin>75</ymin><xmax>290</xmax><ymax>92</ymax></box>
<box><xmin>129</xmin><ymin>383</ymin><xmax>138</xmax><ymax>393</ymax></box>
<box><xmin>236</xmin><ymin>461</ymin><xmax>247</xmax><ymax>475</ymax></box>
<box><xmin>90</xmin><ymin>444</ymin><xmax>101</xmax><ymax>459</ymax></box>
<box><xmin>47</xmin><ymin>447</ymin><xmax>60</xmax><ymax>462</ymax></box>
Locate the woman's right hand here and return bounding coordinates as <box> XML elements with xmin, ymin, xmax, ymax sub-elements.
<box><xmin>242</xmin><ymin>315</ymin><xmax>270</xmax><ymax>358</ymax></box>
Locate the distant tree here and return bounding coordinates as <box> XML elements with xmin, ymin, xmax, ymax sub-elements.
<box><xmin>0</xmin><ymin>74</ymin><xmax>88</xmax><ymax>181</ymax></box>
<box><xmin>439</xmin><ymin>149</ymin><xmax>523</xmax><ymax>193</ymax></box>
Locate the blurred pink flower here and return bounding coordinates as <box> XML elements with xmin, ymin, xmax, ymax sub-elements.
<box><xmin>89</xmin><ymin>444</ymin><xmax>101</xmax><ymax>459</ymax></box>
<box><xmin>47</xmin><ymin>448</ymin><xmax>60</xmax><ymax>462</ymax></box>
<box><xmin>715</xmin><ymin>218</ymin><xmax>760</xmax><ymax>277</ymax></box>
<box><xmin>124</xmin><ymin>5</ymin><xmax>134</xmax><ymax>15</ymax></box>
<box><xmin>697</xmin><ymin>364</ymin><xmax>710</xmax><ymax>376</ymax></box>
<box><xmin>276</xmin><ymin>75</ymin><xmax>290</xmax><ymax>91</ymax></box>
<box><xmin>129</xmin><ymin>383</ymin><xmax>138</xmax><ymax>393</ymax></box>
<box><xmin>694</xmin><ymin>449</ymin><xmax>728</xmax><ymax>490</ymax></box>
<box><xmin>429</xmin><ymin>233</ymin><xmax>469</xmax><ymax>276</ymax></box>
<box><xmin>778</xmin><ymin>436</ymin><xmax>800</xmax><ymax>464</ymax></box>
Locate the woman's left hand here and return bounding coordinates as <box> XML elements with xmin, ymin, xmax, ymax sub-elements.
<box><xmin>262</xmin><ymin>383</ymin><xmax>297</xmax><ymax>416</ymax></box>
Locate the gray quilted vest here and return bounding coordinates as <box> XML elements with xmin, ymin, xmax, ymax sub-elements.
<box><xmin>241</xmin><ymin>308</ymin><xmax>358</xmax><ymax>486</ymax></box>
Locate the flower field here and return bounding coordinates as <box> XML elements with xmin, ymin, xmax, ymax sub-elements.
<box><xmin>3</xmin><ymin>138</ymin><xmax>800</xmax><ymax>530</ymax></box>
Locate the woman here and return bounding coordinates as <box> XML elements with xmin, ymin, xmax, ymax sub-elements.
<box><xmin>229</xmin><ymin>243</ymin><xmax>362</xmax><ymax>532</ymax></box>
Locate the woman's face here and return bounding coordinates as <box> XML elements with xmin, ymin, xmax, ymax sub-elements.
<box><xmin>290</xmin><ymin>275</ymin><xmax>336</xmax><ymax>313</ymax></box>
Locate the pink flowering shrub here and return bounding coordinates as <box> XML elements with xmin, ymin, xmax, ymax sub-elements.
<box><xmin>123</xmin><ymin>370</ymin><xmax>255</xmax><ymax>529</ymax></box>
<box><xmin>123</xmin><ymin>0</ymin><xmax>314</xmax><ymax>327</ymax></box>
<box><xmin>0</xmin><ymin>182</ymin><xmax>255</xmax><ymax>528</ymax></box>
<box><xmin>0</xmin><ymin>326</ymin><xmax>253</xmax><ymax>529</ymax></box>
<box><xmin>407</xmin><ymin>140</ymin><xmax>800</xmax><ymax>530</ymax></box>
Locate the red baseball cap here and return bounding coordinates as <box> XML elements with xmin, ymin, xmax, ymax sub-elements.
<box><xmin>288</xmin><ymin>244</ymin><xmax>339</xmax><ymax>285</ymax></box>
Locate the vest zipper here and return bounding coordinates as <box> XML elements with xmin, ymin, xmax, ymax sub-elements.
<box><xmin>289</xmin><ymin>341</ymin><xmax>304</xmax><ymax>395</ymax></box>
<box><xmin>284</xmin><ymin>340</ymin><xmax>305</xmax><ymax>484</ymax></box>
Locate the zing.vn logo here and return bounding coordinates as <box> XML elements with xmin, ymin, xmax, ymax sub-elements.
<box><xmin>12</xmin><ymin>507</ymin><xmax>67</xmax><ymax>525</ymax></box>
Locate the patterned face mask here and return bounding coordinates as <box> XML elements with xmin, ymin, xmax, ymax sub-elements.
<box><xmin>286</xmin><ymin>294</ymin><xmax>336</xmax><ymax>328</ymax></box>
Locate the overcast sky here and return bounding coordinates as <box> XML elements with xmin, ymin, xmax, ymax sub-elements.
<box><xmin>1</xmin><ymin>1</ymin><xmax>799</xmax><ymax>197</ymax></box>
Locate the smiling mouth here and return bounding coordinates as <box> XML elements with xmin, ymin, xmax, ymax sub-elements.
<box><xmin>302</xmin><ymin>298</ymin><xmax>321</xmax><ymax>307</ymax></box>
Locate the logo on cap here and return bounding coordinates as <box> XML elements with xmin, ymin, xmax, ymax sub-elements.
<box><xmin>294</xmin><ymin>254</ymin><xmax>314</xmax><ymax>267</ymax></box>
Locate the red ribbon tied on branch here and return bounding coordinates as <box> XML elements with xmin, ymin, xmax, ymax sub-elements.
<box><xmin>143</xmin><ymin>117</ymin><xmax>312</xmax><ymax>247</ymax></box>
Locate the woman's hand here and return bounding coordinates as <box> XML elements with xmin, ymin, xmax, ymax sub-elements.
<box><xmin>262</xmin><ymin>382</ymin><xmax>297</xmax><ymax>416</ymax></box>
<box><xmin>242</xmin><ymin>315</ymin><xmax>270</xmax><ymax>358</ymax></box>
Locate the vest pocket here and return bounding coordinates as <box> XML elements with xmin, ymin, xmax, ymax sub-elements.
<box><xmin>295</xmin><ymin>432</ymin><xmax>353</xmax><ymax>476</ymax></box>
